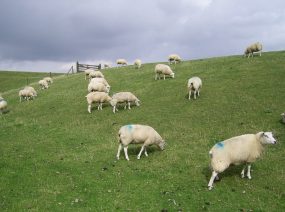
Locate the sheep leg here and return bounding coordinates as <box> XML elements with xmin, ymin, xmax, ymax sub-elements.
<box><xmin>128</xmin><ymin>102</ymin><xmax>131</xmax><ymax>110</ymax></box>
<box><xmin>124</xmin><ymin>103</ymin><xmax>127</xmax><ymax>110</ymax></box>
<box><xmin>194</xmin><ymin>91</ymin><xmax>197</xmax><ymax>99</ymax></box>
<box><xmin>197</xmin><ymin>89</ymin><xmax>200</xmax><ymax>97</ymax></box>
<box><xmin>247</xmin><ymin>164</ymin><xmax>252</xmax><ymax>179</ymax></box>
<box><xmin>144</xmin><ymin>148</ymin><xmax>148</xmax><ymax>157</ymax></box>
<box><xmin>188</xmin><ymin>90</ymin><xmax>191</xmax><ymax>100</ymax></box>
<box><xmin>241</xmin><ymin>165</ymin><xmax>246</xmax><ymax>178</ymax></box>
<box><xmin>163</xmin><ymin>75</ymin><xmax>166</xmax><ymax>80</ymax></box>
<box><xmin>113</xmin><ymin>106</ymin><xmax>116</xmax><ymax>113</ymax></box>
<box><xmin>88</xmin><ymin>104</ymin><xmax>92</xmax><ymax>113</ymax></box>
<box><xmin>116</xmin><ymin>144</ymin><xmax>122</xmax><ymax>160</ymax></box>
<box><xmin>137</xmin><ymin>145</ymin><xmax>145</xmax><ymax>159</ymax></box>
<box><xmin>99</xmin><ymin>103</ymin><xmax>103</xmax><ymax>110</ymax></box>
<box><xmin>155</xmin><ymin>74</ymin><xmax>157</xmax><ymax>80</ymax></box>
<box><xmin>208</xmin><ymin>171</ymin><xmax>218</xmax><ymax>190</ymax></box>
<box><xmin>123</xmin><ymin>146</ymin><xmax>130</xmax><ymax>161</ymax></box>
<box><xmin>97</xmin><ymin>103</ymin><xmax>100</xmax><ymax>110</ymax></box>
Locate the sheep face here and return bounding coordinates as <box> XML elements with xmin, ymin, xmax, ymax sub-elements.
<box><xmin>260</xmin><ymin>132</ymin><xmax>277</xmax><ymax>144</ymax></box>
<box><xmin>158</xmin><ymin>140</ymin><xmax>166</xmax><ymax>150</ymax></box>
<box><xmin>170</xmin><ymin>73</ymin><xmax>175</xmax><ymax>78</ymax></box>
<box><xmin>135</xmin><ymin>99</ymin><xmax>140</xmax><ymax>106</ymax></box>
<box><xmin>110</xmin><ymin>99</ymin><xmax>117</xmax><ymax>107</ymax></box>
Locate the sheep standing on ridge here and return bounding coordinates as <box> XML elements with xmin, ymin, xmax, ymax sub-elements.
<box><xmin>244</xmin><ymin>42</ymin><xmax>262</xmax><ymax>58</ymax></box>
<box><xmin>38</xmin><ymin>79</ymin><xmax>49</xmax><ymax>89</ymax></box>
<box><xmin>208</xmin><ymin>132</ymin><xmax>277</xmax><ymax>190</ymax></box>
<box><xmin>187</xmin><ymin>77</ymin><xmax>202</xmax><ymax>100</ymax></box>
<box><xmin>110</xmin><ymin>92</ymin><xmax>140</xmax><ymax>113</ymax></box>
<box><xmin>134</xmin><ymin>59</ymin><xmax>142</xmax><ymax>69</ymax></box>
<box><xmin>168</xmin><ymin>54</ymin><xmax>181</xmax><ymax>64</ymax></box>
<box><xmin>84</xmin><ymin>69</ymin><xmax>94</xmax><ymax>80</ymax></box>
<box><xmin>117</xmin><ymin>124</ymin><xmax>166</xmax><ymax>161</ymax></box>
<box><xmin>154</xmin><ymin>64</ymin><xmax>175</xmax><ymax>80</ymax></box>
<box><xmin>116</xmin><ymin>59</ymin><xmax>128</xmax><ymax>67</ymax></box>
<box><xmin>89</xmin><ymin>70</ymin><xmax>104</xmax><ymax>80</ymax></box>
<box><xmin>86</xmin><ymin>92</ymin><xmax>111</xmax><ymax>113</ymax></box>
<box><xmin>0</xmin><ymin>96</ymin><xmax>8</xmax><ymax>114</ymax></box>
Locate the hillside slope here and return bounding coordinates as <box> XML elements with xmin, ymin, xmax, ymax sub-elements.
<box><xmin>1</xmin><ymin>51</ymin><xmax>285</xmax><ymax>211</ymax></box>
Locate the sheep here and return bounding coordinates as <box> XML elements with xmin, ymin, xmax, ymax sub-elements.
<box><xmin>207</xmin><ymin>132</ymin><xmax>277</xmax><ymax>190</ymax></box>
<box><xmin>110</xmin><ymin>92</ymin><xmax>140</xmax><ymax>113</ymax></box>
<box><xmin>116</xmin><ymin>59</ymin><xmax>128</xmax><ymax>66</ymax></box>
<box><xmin>187</xmin><ymin>77</ymin><xmax>202</xmax><ymax>100</ymax></box>
<box><xmin>24</xmin><ymin>86</ymin><xmax>37</xmax><ymax>98</ymax></box>
<box><xmin>168</xmin><ymin>54</ymin><xmax>182</xmax><ymax>64</ymax></box>
<box><xmin>117</xmin><ymin>124</ymin><xmax>166</xmax><ymax>161</ymax></box>
<box><xmin>85</xmin><ymin>92</ymin><xmax>112</xmax><ymax>113</ymax></box>
<box><xmin>89</xmin><ymin>70</ymin><xmax>104</xmax><ymax>79</ymax></box>
<box><xmin>0</xmin><ymin>96</ymin><xmax>8</xmax><ymax>114</ymax></box>
<box><xmin>87</xmin><ymin>82</ymin><xmax>109</xmax><ymax>93</ymax></box>
<box><xmin>134</xmin><ymin>59</ymin><xmax>142</xmax><ymax>69</ymax></box>
<box><xmin>244</xmin><ymin>42</ymin><xmax>262</xmax><ymax>58</ymax></box>
<box><xmin>90</xmin><ymin>78</ymin><xmax>111</xmax><ymax>89</ymax></box>
<box><xmin>38</xmin><ymin>79</ymin><xmax>49</xmax><ymax>89</ymax></box>
<box><xmin>154</xmin><ymin>64</ymin><xmax>175</xmax><ymax>80</ymax></box>
<box><xmin>43</xmin><ymin>77</ymin><xmax>53</xmax><ymax>84</ymax></box>
<box><xmin>104</xmin><ymin>64</ymin><xmax>111</xmax><ymax>69</ymax></box>
<box><xmin>281</xmin><ymin>113</ymin><xmax>285</xmax><ymax>123</ymax></box>
<box><xmin>84</xmin><ymin>69</ymin><xmax>94</xmax><ymax>80</ymax></box>
<box><xmin>19</xmin><ymin>89</ymin><xmax>34</xmax><ymax>102</ymax></box>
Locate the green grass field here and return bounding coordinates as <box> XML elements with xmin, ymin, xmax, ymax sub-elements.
<box><xmin>1</xmin><ymin>51</ymin><xmax>285</xmax><ymax>211</ymax></box>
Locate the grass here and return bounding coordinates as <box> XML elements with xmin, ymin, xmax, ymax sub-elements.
<box><xmin>0</xmin><ymin>51</ymin><xmax>285</xmax><ymax>211</ymax></box>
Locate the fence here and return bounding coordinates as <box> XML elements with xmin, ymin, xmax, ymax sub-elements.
<box><xmin>66</xmin><ymin>61</ymin><xmax>102</xmax><ymax>75</ymax></box>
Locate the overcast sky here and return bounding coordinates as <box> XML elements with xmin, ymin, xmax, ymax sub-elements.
<box><xmin>0</xmin><ymin>0</ymin><xmax>284</xmax><ymax>73</ymax></box>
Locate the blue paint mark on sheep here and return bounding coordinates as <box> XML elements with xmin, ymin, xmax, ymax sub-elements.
<box><xmin>126</xmin><ymin>125</ymin><xmax>133</xmax><ymax>131</ymax></box>
<box><xmin>215</xmin><ymin>141</ymin><xmax>224</xmax><ymax>149</ymax></box>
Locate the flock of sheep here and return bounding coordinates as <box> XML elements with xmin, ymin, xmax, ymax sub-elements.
<box><xmin>0</xmin><ymin>42</ymin><xmax>282</xmax><ymax>190</ymax></box>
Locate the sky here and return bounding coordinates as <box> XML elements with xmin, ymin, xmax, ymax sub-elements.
<box><xmin>0</xmin><ymin>0</ymin><xmax>284</xmax><ymax>73</ymax></box>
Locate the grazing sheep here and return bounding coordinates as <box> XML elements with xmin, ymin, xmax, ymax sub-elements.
<box><xmin>87</xmin><ymin>82</ymin><xmax>109</xmax><ymax>93</ymax></box>
<box><xmin>89</xmin><ymin>70</ymin><xmax>104</xmax><ymax>79</ymax></box>
<box><xmin>38</xmin><ymin>79</ymin><xmax>49</xmax><ymax>89</ymax></box>
<box><xmin>110</xmin><ymin>92</ymin><xmax>140</xmax><ymax>113</ymax></box>
<box><xmin>90</xmin><ymin>78</ymin><xmax>111</xmax><ymax>89</ymax></box>
<box><xmin>24</xmin><ymin>86</ymin><xmax>37</xmax><ymax>98</ymax></box>
<box><xmin>154</xmin><ymin>64</ymin><xmax>175</xmax><ymax>80</ymax></box>
<box><xmin>208</xmin><ymin>132</ymin><xmax>277</xmax><ymax>190</ymax></box>
<box><xmin>117</xmin><ymin>124</ymin><xmax>166</xmax><ymax>161</ymax></box>
<box><xmin>85</xmin><ymin>92</ymin><xmax>112</xmax><ymax>113</ymax></box>
<box><xmin>187</xmin><ymin>77</ymin><xmax>202</xmax><ymax>100</ymax></box>
<box><xmin>116</xmin><ymin>59</ymin><xmax>128</xmax><ymax>66</ymax></box>
<box><xmin>244</xmin><ymin>42</ymin><xmax>262</xmax><ymax>58</ymax></box>
<box><xmin>19</xmin><ymin>89</ymin><xmax>34</xmax><ymax>102</ymax></box>
<box><xmin>281</xmin><ymin>113</ymin><xmax>285</xmax><ymax>123</ymax></box>
<box><xmin>134</xmin><ymin>59</ymin><xmax>142</xmax><ymax>69</ymax></box>
<box><xmin>84</xmin><ymin>69</ymin><xmax>94</xmax><ymax>80</ymax></box>
<box><xmin>168</xmin><ymin>54</ymin><xmax>182</xmax><ymax>64</ymax></box>
<box><xmin>104</xmin><ymin>64</ymin><xmax>111</xmax><ymax>69</ymax></box>
<box><xmin>0</xmin><ymin>96</ymin><xmax>8</xmax><ymax>114</ymax></box>
<box><xmin>43</xmin><ymin>77</ymin><xmax>53</xmax><ymax>84</ymax></box>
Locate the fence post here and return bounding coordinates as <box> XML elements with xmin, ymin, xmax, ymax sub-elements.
<box><xmin>76</xmin><ymin>61</ymin><xmax>79</xmax><ymax>73</ymax></box>
<box><xmin>49</xmin><ymin>72</ymin><xmax>52</xmax><ymax>77</ymax></box>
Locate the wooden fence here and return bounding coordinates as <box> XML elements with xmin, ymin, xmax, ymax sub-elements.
<box><xmin>76</xmin><ymin>61</ymin><xmax>101</xmax><ymax>72</ymax></box>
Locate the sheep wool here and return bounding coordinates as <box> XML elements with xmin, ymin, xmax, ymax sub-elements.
<box><xmin>85</xmin><ymin>92</ymin><xmax>112</xmax><ymax>113</ymax></box>
<box><xmin>244</xmin><ymin>42</ymin><xmax>262</xmax><ymax>58</ymax></box>
<box><xmin>208</xmin><ymin>132</ymin><xmax>277</xmax><ymax>190</ymax></box>
<box><xmin>154</xmin><ymin>64</ymin><xmax>175</xmax><ymax>80</ymax></box>
<box><xmin>134</xmin><ymin>59</ymin><xmax>142</xmax><ymax>69</ymax></box>
<box><xmin>0</xmin><ymin>96</ymin><xmax>8</xmax><ymax>114</ymax></box>
<box><xmin>187</xmin><ymin>77</ymin><xmax>202</xmax><ymax>100</ymax></box>
<box><xmin>38</xmin><ymin>79</ymin><xmax>49</xmax><ymax>89</ymax></box>
<box><xmin>110</xmin><ymin>92</ymin><xmax>140</xmax><ymax>113</ymax></box>
<box><xmin>168</xmin><ymin>54</ymin><xmax>181</xmax><ymax>64</ymax></box>
<box><xmin>116</xmin><ymin>59</ymin><xmax>128</xmax><ymax>66</ymax></box>
<box><xmin>117</xmin><ymin>124</ymin><xmax>166</xmax><ymax>160</ymax></box>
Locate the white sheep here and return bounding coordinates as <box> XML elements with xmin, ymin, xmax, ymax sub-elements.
<box><xmin>134</xmin><ymin>59</ymin><xmax>142</xmax><ymax>69</ymax></box>
<box><xmin>90</xmin><ymin>78</ymin><xmax>111</xmax><ymax>90</ymax></box>
<box><xmin>24</xmin><ymin>86</ymin><xmax>37</xmax><ymax>98</ymax></box>
<box><xmin>187</xmin><ymin>77</ymin><xmax>202</xmax><ymax>100</ymax></box>
<box><xmin>117</xmin><ymin>124</ymin><xmax>166</xmax><ymax>161</ymax></box>
<box><xmin>208</xmin><ymin>132</ymin><xmax>277</xmax><ymax>190</ymax></box>
<box><xmin>168</xmin><ymin>54</ymin><xmax>182</xmax><ymax>64</ymax></box>
<box><xmin>116</xmin><ymin>59</ymin><xmax>128</xmax><ymax>66</ymax></box>
<box><xmin>110</xmin><ymin>92</ymin><xmax>140</xmax><ymax>113</ymax></box>
<box><xmin>84</xmin><ymin>69</ymin><xmax>94</xmax><ymax>80</ymax></box>
<box><xmin>244</xmin><ymin>42</ymin><xmax>262</xmax><ymax>58</ymax></box>
<box><xmin>85</xmin><ymin>91</ymin><xmax>112</xmax><ymax>113</ymax></box>
<box><xmin>104</xmin><ymin>64</ymin><xmax>111</xmax><ymax>69</ymax></box>
<box><xmin>87</xmin><ymin>82</ymin><xmax>109</xmax><ymax>93</ymax></box>
<box><xmin>89</xmin><ymin>70</ymin><xmax>104</xmax><ymax>79</ymax></box>
<box><xmin>19</xmin><ymin>89</ymin><xmax>34</xmax><ymax>102</ymax></box>
<box><xmin>38</xmin><ymin>79</ymin><xmax>49</xmax><ymax>89</ymax></box>
<box><xmin>0</xmin><ymin>96</ymin><xmax>8</xmax><ymax>114</ymax></box>
<box><xmin>154</xmin><ymin>64</ymin><xmax>175</xmax><ymax>80</ymax></box>
<box><xmin>43</xmin><ymin>77</ymin><xmax>53</xmax><ymax>84</ymax></box>
<box><xmin>281</xmin><ymin>113</ymin><xmax>285</xmax><ymax>123</ymax></box>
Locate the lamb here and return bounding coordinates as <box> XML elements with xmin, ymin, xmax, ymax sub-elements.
<box><xmin>89</xmin><ymin>70</ymin><xmax>104</xmax><ymax>79</ymax></box>
<box><xmin>154</xmin><ymin>64</ymin><xmax>175</xmax><ymax>80</ymax></box>
<box><xmin>208</xmin><ymin>132</ymin><xmax>277</xmax><ymax>190</ymax></box>
<box><xmin>168</xmin><ymin>54</ymin><xmax>182</xmax><ymax>64</ymax></box>
<box><xmin>117</xmin><ymin>124</ymin><xmax>166</xmax><ymax>161</ymax></box>
<box><xmin>281</xmin><ymin>113</ymin><xmax>285</xmax><ymax>123</ymax></box>
<box><xmin>187</xmin><ymin>77</ymin><xmax>202</xmax><ymax>100</ymax></box>
<box><xmin>85</xmin><ymin>92</ymin><xmax>112</xmax><ymax>113</ymax></box>
<box><xmin>244</xmin><ymin>42</ymin><xmax>262</xmax><ymax>58</ymax></box>
<box><xmin>38</xmin><ymin>79</ymin><xmax>49</xmax><ymax>89</ymax></box>
<box><xmin>43</xmin><ymin>77</ymin><xmax>53</xmax><ymax>84</ymax></box>
<box><xmin>87</xmin><ymin>82</ymin><xmax>109</xmax><ymax>93</ymax></box>
<box><xmin>0</xmin><ymin>96</ymin><xmax>8</xmax><ymax>114</ymax></box>
<box><xmin>134</xmin><ymin>59</ymin><xmax>142</xmax><ymax>69</ymax></box>
<box><xmin>116</xmin><ymin>59</ymin><xmax>128</xmax><ymax>66</ymax></box>
<box><xmin>90</xmin><ymin>78</ymin><xmax>110</xmax><ymax>89</ymax></box>
<box><xmin>110</xmin><ymin>92</ymin><xmax>140</xmax><ymax>113</ymax></box>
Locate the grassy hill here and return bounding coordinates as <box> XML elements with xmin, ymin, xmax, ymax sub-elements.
<box><xmin>1</xmin><ymin>51</ymin><xmax>285</xmax><ymax>211</ymax></box>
